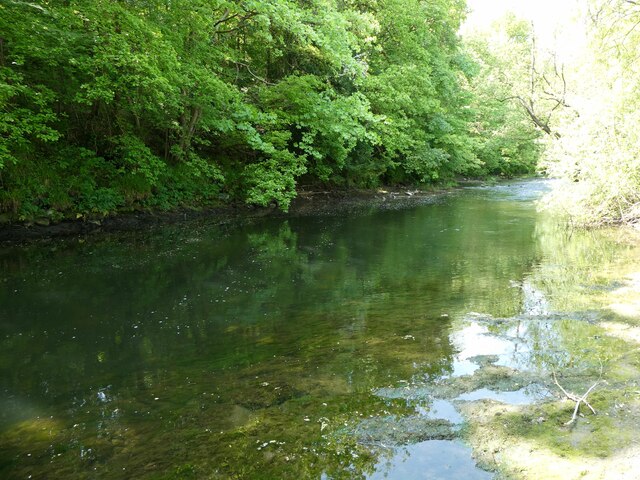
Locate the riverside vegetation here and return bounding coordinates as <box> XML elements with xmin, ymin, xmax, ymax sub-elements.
<box><xmin>4</xmin><ymin>1</ymin><xmax>640</xmax><ymax>479</ymax></box>
<box><xmin>540</xmin><ymin>0</ymin><xmax>640</xmax><ymax>226</ymax></box>
<box><xmin>2</xmin><ymin>1</ymin><xmax>638</xmax><ymax>226</ymax></box>
<box><xmin>0</xmin><ymin>0</ymin><xmax>542</xmax><ymax>223</ymax></box>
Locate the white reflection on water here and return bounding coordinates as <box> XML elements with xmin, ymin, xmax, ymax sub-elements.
<box><xmin>366</xmin><ymin>440</ymin><xmax>493</xmax><ymax>480</ymax></box>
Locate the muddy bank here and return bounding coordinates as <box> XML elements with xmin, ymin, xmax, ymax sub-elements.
<box><xmin>0</xmin><ymin>186</ymin><xmax>455</xmax><ymax>243</ymax></box>
<box><xmin>0</xmin><ymin>204</ymin><xmax>245</xmax><ymax>243</ymax></box>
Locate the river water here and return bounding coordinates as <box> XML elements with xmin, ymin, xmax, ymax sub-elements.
<box><xmin>1</xmin><ymin>180</ymin><xmax>638</xmax><ymax>479</ymax></box>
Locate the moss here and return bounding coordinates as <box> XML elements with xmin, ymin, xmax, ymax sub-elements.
<box><xmin>494</xmin><ymin>402</ymin><xmax>619</xmax><ymax>458</ymax></box>
<box><xmin>459</xmin><ymin>344</ymin><xmax>640</xmax><ymax>478</ymax></box>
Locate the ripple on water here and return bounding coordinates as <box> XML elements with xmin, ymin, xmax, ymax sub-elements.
<box><xmin>466</xmin><ymin>179</ymin><xmax>554</xmax><ymax>202</ymax></box>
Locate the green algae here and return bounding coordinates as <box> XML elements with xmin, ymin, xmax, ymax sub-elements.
<box><xmin>3</xmin><ymin>180</ymin><xmax>640</xmax><ymax>479</ymax></box>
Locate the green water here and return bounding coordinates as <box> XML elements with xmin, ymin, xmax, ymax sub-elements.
<box><xmin>1</xmin><ymin>180</ymin><xmax>637</xmax><ymax>479</ymax></box>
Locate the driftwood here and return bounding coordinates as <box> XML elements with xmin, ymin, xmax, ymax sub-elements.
<box><xmin>552</xmin><ymin>371</ymin><xmax>600</xmax><ymax>426</ymax></box>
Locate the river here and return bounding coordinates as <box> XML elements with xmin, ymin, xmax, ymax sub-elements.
<box><xmin>2</xmin><ymin>179</ymin><xmax>640</xmax><ymax>479</ymax></box>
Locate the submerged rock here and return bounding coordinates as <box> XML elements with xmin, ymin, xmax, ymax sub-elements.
<box><xmin>376</xmin><ymin>365</ymin><xmax>543</xmax><ymax>402</ymax></box>
<box><xmin>467</xmin><ymin>355</ymin><xmax>500</xmax><ymax>367</ymax></box>
<box><xmin>455</xmin><ymin>384</ymin><xmax>552</xmax><ymax>405</ymax></box>
<box><xmin>374</xmin><ymin>385</ymin><xmax>432</xmax><ymax>403</ymax></box>
<box><xmin>347</xmin><ymin>415</ymin><xmax>458</xmax><ymax>447</ymax></box>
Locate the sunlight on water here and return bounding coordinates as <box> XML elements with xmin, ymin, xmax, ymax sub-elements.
<box><xmin>367</xmin><ymin>440</ymin><xmax>493</xmax><ymax>480</ymax></box>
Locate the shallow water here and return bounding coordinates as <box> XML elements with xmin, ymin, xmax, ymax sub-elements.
<box><xmin>367</xmin><ymin>440</ymin><xmax>493</xmax><ymax>480</ymax></box>
<box><xmin>1</xmin><ymin>179</ymin><xmax>639</xmax><ymax>479</ymax></box>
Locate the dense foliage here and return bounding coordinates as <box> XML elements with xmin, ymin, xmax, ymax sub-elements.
<box><xmin>542</xmin><ymin>0</ymin><xmax>640</xmax><ymax>226</ymax></box>
<box><xmin>0</xmin><ymin>0</ymin><xmax>538</xmax><ymax>221</ymax></box>
<box><xmin>464</xmin><ymin>15</ymin><xmax>546</xmax><ymax>177</ymax></box>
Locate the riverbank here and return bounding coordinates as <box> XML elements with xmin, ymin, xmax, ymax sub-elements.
<box><xmin>464</xmin><ymin>315</ymin><xmax>640</xmax><ymax>480</ymax></box>
<box><xmin>0</xmin><ymin>184</ymin><xmax>466</xmax><ymax>243</ymax></box>
<box><xmin>458</xmin><ymin>225</ymin><xmax>640</xmax><ymax>480</ymax></box>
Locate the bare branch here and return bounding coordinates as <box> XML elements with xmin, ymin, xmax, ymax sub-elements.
<box><xmin>565</xmin><ymin>381</ymin><xmax>600</xmax><ymax>426</ymax></box>
<box><xmin>552</xmin><ymin>361</ymin><xmax>603</xmax><ymax>426</ymax></box>
<box><xmin>553</xmin><ymin>372</ymin><xmax>597</xmax><ymax>416</ymax></box>
<box><xmin>233</xmin><ymin>61</ymin><xmax>275</xmax><ymax>85</ymax></box>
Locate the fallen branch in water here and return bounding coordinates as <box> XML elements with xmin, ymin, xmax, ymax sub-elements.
<box><xmin>552</xmin><ymin>371</ymin><xmax>600</xmax><ymax>425</ymax></box>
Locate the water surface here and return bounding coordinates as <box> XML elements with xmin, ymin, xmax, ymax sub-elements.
<box><xmin>1</xmin><ymin>180</ymin><xmax>637</xmax><ymax>479</ymax></box>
